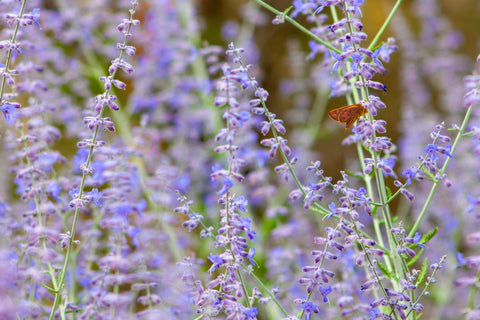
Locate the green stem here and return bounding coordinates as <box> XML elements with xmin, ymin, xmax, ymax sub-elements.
<box><xmin>242</xmin><ymin>264</ymin><xmax>289</xmax><ymax>316</ymax></box>
<box><xmin>354</xmin><ymin>224</ymin><xmax>399</xmax><ymax>320</ymax></box>
<box><xmin>404</xmin><ymin>255</ymin><xmax>446</xmax><ymax>318</ymax></box>
<box><xmin>0</xmin><ymin>0</ymin><xmax>27</xmax><ymax>101</ymax></box>
<box><xmin>373</xmin><ymin>161</ymin><xmax>405</xmax><ymax>282</ymax></box>
<box><xmin>368</xmin><ymin>0</ymin><xmax>403</xmax><ymax>51</ymax></box>
<box><xmin>408</xmin><ymin>105</ymin><xmax>473</xmax><ymax>238</ymax></box>
<box><xmin>342</xmin><ymin>3</ymin><xmax>403</xmax><ymax>285</ymax></box>
<box><xmin>252</xmin><ymin>0</ymin><xmax>341</xmax><ymax>54</ymax></box>
<box><xmin>306</xmin><ymin>86</ymin><xmax>330</xmax><ymax>142</ymax></box>
<box><xmin>468</xmin><ymin>268</ymin><xmax>480</xmax><ymax>310</ymax></box>
<box><xmin>356</xmin><ymin>142</ymin><xmax>389</xmax><ymax>256</ymax></box>
<box><xmin>48</xmin><ymin>4</ymin><xmax>139</xmax><ymax>319</ymax></box>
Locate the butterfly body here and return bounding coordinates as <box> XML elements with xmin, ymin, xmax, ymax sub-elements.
<box><xmin>328</xmin><ymin>103</ymin><xmax>367</xmax><ymax>129</ymax></box>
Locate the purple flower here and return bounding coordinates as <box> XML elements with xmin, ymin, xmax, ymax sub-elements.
<box><xmin>424</xmin><ymin>144</ymin><xmax>438</xmax><ymax>161</ymax></box>
<box><xmin>320</xmin><ymin>286</ymin><xmax>332</xmax><ymax>302</ymax></box>
<box><xmin>0</xmin><ymin>103</ymin><xmax>18</xmax><ymax>126</ymax></box>
<box><xmin>239</xmin><ymin>216</ymin><xmax>256</xmax><ymax>240</ymax></box>
<box><xmin>413</xmin><ymin>232</ymin><xmax>424</xmax><ymax>248</ymax></box>
<box><xmin>29</xmin><ymin>8</ymin><xmax>40</xmax><ymax>27</ymax></box>
<box><xmin>327</xmin><ymin>202</ymin><xmax>336</xmax><ymax>220</ymax></box>
<box><xmin>73</xmin><ymin>149</ymin><xmax>89</xmax><ymax>173</ymax></box>
<box><xmin>208</xmin><ymin>253</ymin><xmax>224</xmax><ymax>273</ymax></box>
<box><xmin>467</xmin><ymin>194</ymin><xmax>480</xmax><ymax>213</ymax></box>
<box><xmin>46</xmin><ymin>182</ymin><xmax>62</xmax><ymax>203</ymax></box>
<box><xmin>331</xmin><ymin>50</ymin><xmax>344</xmax><ymax>71</ymax></box>
<box><xmin>405</xmin><ymin>232</ymin><xmax>424</xmax><ymax>249</ymax></box>
<box><xmin>87</xmin><ymin>188</ymin><xmax>102</xmax><ymax>207</ymax></box>
<box><xmin>301</xmin><ymin>301</ymin><xmax>319</xmax><ymax>320</ymax></box>
<box><xmin>245</xmin><ymin>307</ymin><xmax>258</xmax><ymax>319</ymax></box>
<box><xmin>247</xmin><ymin>248</ymin><xmax>257</xmax><ymax>266</ymax></box>
<box><xmin>128</xmin><ymin>227</ymin><xmax>141</xmax><ymax>247</ymax></box>
<box><xmin>402</xmin><ymin>169</ymin><xmax>416</xmax><ymax>185</ymax></box>
<box><xmin>90</xmin><ymin>161</ymin><xmax>107</xmax><ymax>185</ymax></box>
<box><xmin>234</xmin><ymin>195</ymin><xmax>248</xmax><ymax>212</ymax></box>
<box><xmin>69</xmin><ymin>188</ymin><xmax>80</xmax><ymax>199</ymax></box>
<box><xmin>291</xmin><ymin>0</ymin><xmax>317</xmax><ymax>18</ymax></box>
<box><xmin>217</xmin><ymin>177</ymin><xmax>234</xmax><ymax>195</ymax></box>
<box><xmin>348</xmin><ymin>0</ymin><xmax>364</xmax><ymax>15</ymax></box>
<box><xmin>456</xmin><ymin>252</ymin><xmax>466</xmax><ymax>267</ymax></box>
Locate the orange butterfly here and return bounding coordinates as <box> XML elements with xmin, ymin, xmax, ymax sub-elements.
<box><xmin>328</xmin><ymin>103</ymin><xmax>367</xmax><ymax>129</ymax></box>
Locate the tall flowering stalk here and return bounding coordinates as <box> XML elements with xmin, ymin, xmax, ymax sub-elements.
<box><xmin>0</xmin><ymin>2</ymin><xmax>69</xmax><ymax>319</ymax></box>
<box><xmin>48</xmin><ymin>2</ymin><xmax>139</xmax><ymax>318</ymax></box>
<box><xmin>178</xmin><ymin>46</ymin><xmax>263</xmax><ymax>319</ymax></box>
<box><xmin>0</xmin><ymin>0</ymin><xmax>39</xmax><ymax>125</ymax></box>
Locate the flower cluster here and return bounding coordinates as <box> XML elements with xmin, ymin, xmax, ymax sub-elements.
<box><xmin>0</xmin><ymin>4</ymin><xmax>41</xmax><ymax>125</ymax></box>
<box><xmin>175</xmin><ymin>45</ymin><xmax>261</xmax><ymax>319</ymax></box>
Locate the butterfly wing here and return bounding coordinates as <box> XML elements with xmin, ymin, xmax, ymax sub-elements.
<box><xmin>344</xmin><ymin>113</ymin><xmax>359</xmax><ymax>129</ymax></box>
<box><xmin>328</xmin><ymin>107</ymin><xmax>343</xmax><ymax>121</ymax></box>
<box><xmin>340</xmin><ymin>104</ymin><xmax>361</xmax><ymax>129</ymax></box>
<box><xmin>328</xmin><ymin>103</ymin><xmax>366</xmax><ymax>129</ymax></box>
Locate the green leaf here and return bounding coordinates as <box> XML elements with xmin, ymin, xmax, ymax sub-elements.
<box><xmin>371</xmin><ymin>41</ymin><xmax>385</xmax><ymax>52</ymax></box>
<box><xmin>385</xmin><ymin>186</ymin><xmax>392</xmax><ymax>199</ymax></box>
<box><xmin>41</xmin><ymin>284</ymin><xmax>57</xmax><ymax>293</ymax></box>
<box><xmin>344</xmin><ymin>169</ymin><xmax>364</xmax><ymax>180</ymax></box>
<box><xmin>416</xmin><ymin>258</ymin><xmax>429</xmax><ymax>286</ymax></box>
<box><xmin>421</xmin><ymin>227</ymin><xmax>438</xmax><ymax>244</ymax></box>
<box><xmin>408</xmin><ymin>227</ymin><xmax>438</xmax><ymax>250</ymax></box>
<box><xmin>371</xmin><ymin>205</ymin><xmax>379</xmax><ymax>218</ymax></box>
<box><xmin>66</xmin><ymin>309</ymin><xmax>83</xmax><ymax>314</ymax></box>
<box><xmin>377</xmin><ymin>261</ymin><xmax>392</xmax><ymax>278</ymax></box>
<box><xmin>419</xmin><ymin>165</ymin><xmax>436</xmax><ymax>181</ymax></box>
<box><xmin>284</xmin><ymin>6</ymin><xmax>293</xmax><ymax>15</ymax></box>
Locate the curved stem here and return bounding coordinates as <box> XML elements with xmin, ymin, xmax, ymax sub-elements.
<box><xmin>0</xmin><ymin>0</ymin><xmax>27</xmax><ymax>101</ymax></box>
<box><xmin>252</xmin><ymin>0</ymin><xmax>341</xmax><ymax>54</ymax></box>
<box><xmin>368</xmin><ymin>0</ymin><xmax>403</xmax><ymax>51</ymax></box>
<box><xmin>408</xmin><ymin>105</ymin><xmax>473</xmax><ymax>238</ymax></box>
<box><xmin>48</xmin><ymin>4</ymin><xmax>139</xmax><ymax>319</ymax></box>
<box><xmin>241</xmin><ymin>264</ymin><xmax>289</xmax><ymax>316</ymax></box>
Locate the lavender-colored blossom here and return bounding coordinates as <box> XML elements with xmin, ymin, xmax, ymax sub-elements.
<box><xmin>301</xmin><ymin>301</ymin><xmax>319</xmax><ymax>320</ymax></box>
<box><xmin>0</xmin><ymin>102</ymin><xmax>18</xmax><ymax>125</ymax></box>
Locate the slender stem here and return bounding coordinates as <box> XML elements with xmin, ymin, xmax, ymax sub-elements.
<box><xmin>306</xmin><ymin>86</ymin><xmax>329</xmax><ymax>142</ymax></box>
<box><xmin>408</xmin><ymin>105</ymin><xmax>473</xmax><ymax>238</ymax></box>
<box><xmin>356</xmin><ymin>142</ymin><xmax>388</xmax><ymax>253</ymax></box>
<box><xmin>242</xmin><ymin>264</ymin><xmax>289</xmax><ymax>316</ymax></box>
<box><xmin>368</xmin><ymin>0</ymin><xmax>403</xmax><ymax>51</ymax></box>
<box><xmin>234</xmin><ymin>51</ymin><xmax>330</xmax><ymax>215</ymax></box>
<box><xmin>404</xmin><ymin>256</ymin><xmax>446</xmax><ymax>318</ymax></box>
<box><xmin>0</xmin><ymin>0</ymin><xmax>27</xmax><ymax>101</ymax></box>
<box><xmin>252</xmin><ymin>0</ymin><xmax>341</xmax><ymax>54</ymax></box>
<box><xmin>48</xmin><ymin>5</ymin><xmax>139</xmax><ymax>318</ymax></box>
<box><xmin>468</xmin><ymin>268</ymin><xmax>480</xmax><ymax>310</ymax></box>
<box><xmin>353</xmin><ymin>224</ymin><xmax>399</xmax><ymax>320</ymax></box>
<box><xmin>236</xmin><ymin>268</ymin><xmax>252</xmax><ymax>309</ymax></box>
<box><xmin>342</xmin><ymin>2</ymin><xmax>403</xmax><ymax>285</ymax></box>
<box><xmin>67</xmin><ymin>3</ymin><xmax>184</xmax><ymax>259</ymax></box>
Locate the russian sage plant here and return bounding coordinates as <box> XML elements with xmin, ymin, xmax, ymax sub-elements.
<box><xmin>0</xmin><ymin>0</ymin><xmax>479</xmax><ymax>319</ymax></box>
